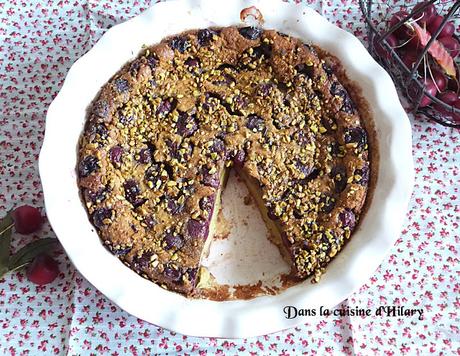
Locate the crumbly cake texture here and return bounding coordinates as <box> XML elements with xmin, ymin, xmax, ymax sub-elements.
<box><xmin>78</xmin><ymin>27</ymin><xmax>371</xmax><ymax>296</ymax></box>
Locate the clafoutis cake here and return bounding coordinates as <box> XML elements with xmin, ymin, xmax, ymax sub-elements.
<box><xmin>78</xmin><ymin>27</ymin><xmax>372</xmax><ymax>296</ymax></box>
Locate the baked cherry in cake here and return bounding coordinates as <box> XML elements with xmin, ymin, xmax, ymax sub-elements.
<box><xmin>78</xmin><ymin>27</ymin><xmax>372</xmax><ymax>296</ymax></box>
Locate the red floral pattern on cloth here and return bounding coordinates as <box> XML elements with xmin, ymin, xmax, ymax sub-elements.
<box><xmin>1</xmin><ymin>0</ymin><xmax>459</xmax><ymax>354</ymax></box>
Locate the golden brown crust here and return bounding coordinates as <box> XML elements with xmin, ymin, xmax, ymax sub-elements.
<box><xmin>78</xmin><ymin>27</ymin><xmax>372</xmax><ymax>295</ymax></box>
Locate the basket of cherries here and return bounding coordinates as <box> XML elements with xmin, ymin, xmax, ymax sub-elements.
<box><xmin>360</xmin><ymin>0</ymin><xmax>460</xmax><ymax>128</ymax></box>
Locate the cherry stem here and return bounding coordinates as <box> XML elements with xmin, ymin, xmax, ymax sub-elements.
<box><xmin>0</xmin><ymin>223</ymin><xmax>14</xmax><ymax>237</ymax></box>
<box><xmin>393</xmin><ymin>35</ymin><xmax>415</xmax><ymax>49</ymax></box>
<box><xmin>406</xmin><ymin>12</ymin><xmax>424</xmax><ymax>27</ymax></box>
<box><xmin>9</xmin><ymin>262</ymin><xmax>30</xmax><ymax>273</ymax></box>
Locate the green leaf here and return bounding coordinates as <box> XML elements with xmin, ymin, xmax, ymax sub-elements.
<box><xmin>0</xmin><ymin>211</ymin><xmax>14</xmax><ymax>236</ymax></box>
<box><xmin>8</xmin><ymin>238</ymin><xmax>59</xmax><ymax>271</ymax></box>
<box><xmin>0</xmin><ymin>211</ymin><xmax>13</xmax><ymax>279</ymax></box>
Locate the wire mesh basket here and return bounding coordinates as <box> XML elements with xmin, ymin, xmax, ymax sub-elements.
<box><xmin>359</xmin><ymin>0</ymin><xmax>460</xmax><ymax>128</ymax></box>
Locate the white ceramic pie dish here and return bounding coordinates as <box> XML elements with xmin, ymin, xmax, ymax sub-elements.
<box><xmin>39</xmin><ymin>0</ymin><xmax>414</xmax><ymax>338</ymax></box>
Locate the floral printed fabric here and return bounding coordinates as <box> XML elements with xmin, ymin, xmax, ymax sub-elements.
<box><xmin>0</xmin><ymin>0</ymin><xmax>459</xmax><ymax>355</ymax></box>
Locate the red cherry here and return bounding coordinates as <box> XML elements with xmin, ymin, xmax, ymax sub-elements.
<box><xmin>447</xmin><ymin>76</ymin><xmax>460</xmax><ymax>92</ymax></box>
<box><xmin>412</xmin><ymin>2</ymin><xmax>437</xmax><ymax>24</ymax></box>
<box><xmin>434</xmin><ymin>91</ymin><xmax>458</xmax><ymax>117</ymax></box>
<box><xmin>401</xmin><ymin>50</ymin><xmax>421</xmax><ymax>70</ymax></box>
<box><xmin>427</xmin><ymin>16</ymin><xmax>455</xmax><ymax>38</ymax></box>
<box><xmin>13</xmin><ymin>205</ymin><xmax>44</xmax><ymax>234</ymax></box>
<box><xmin>26</xmin><ymin>254</ymin><xmax>59</xmax><ymax>285</ymax></box>
<box><xmin>373</xmin><ymin>33</ymin><xmax>398</xmax><ymax>60</ymax></box>
<box><xmin>431</xmin><ymin>69</ymin><xmax>447</xmax><ymax>92</ymax></box>
<box><xmin>409</xmin><ymin>78</ymin><xmax>437</xmax><ymax>108</ymax></box>
<box><xmin>405</xmin><ymin>34</ymin><xmax>422</xmax><ymax>51</ymax></box>
<box><xmin>389</xmin><ymin>11</ymin><xmax>413</xmax><ymax>41</ymax></box>
<box><xmin>421</xmin><ymin>79</ymin><xmax>437</xmax><ymax>107</ymax></box>
<box><xmin>385</xmin><ymin>33</ymin><xmax>398</xmax><ymax>48</ymax></box>
<box><xmin>438</xmin><ymin>90</ymin><xmax>458</xmax><ymax>105</ymax></box>
<box><xmin>439</xmin><ymin>36</ymin><xmax>460</xmax><ymax>58</ymax></box>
